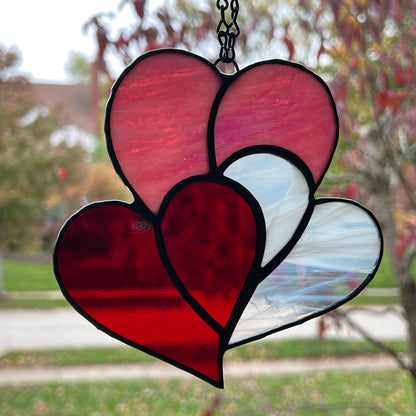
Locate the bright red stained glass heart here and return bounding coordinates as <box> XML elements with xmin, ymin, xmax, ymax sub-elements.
<box><xmin>161</xmin><ymin>181</ymin><xmax>258</xmax><ymax>327</ymax></box>
<box><xmin>56</xmin><ymin>203</ymin><xmax>222</xmax><ymax>385</ymax></box>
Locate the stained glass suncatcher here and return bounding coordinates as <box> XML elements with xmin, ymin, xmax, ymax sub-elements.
<box><xmin>54</xmin><ymin>49</ymin><xmax>383</xmax><ymax>388</ymax></box>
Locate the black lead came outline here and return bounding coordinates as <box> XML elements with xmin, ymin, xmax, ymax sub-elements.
<box><xmin>54</xmin><ymin>48</ymin><xmax>383</xmax><ymax>388</ymax></box>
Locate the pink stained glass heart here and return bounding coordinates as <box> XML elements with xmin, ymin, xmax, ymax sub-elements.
<box><xmin>107</xmin><ymin>51</ymin><xmax>222</xmax><ymax>213</ymax></box>
<box><xmin>213</xmin><ymin>62</ymin><xmax>338</xmax><ymax>186</ymax></box>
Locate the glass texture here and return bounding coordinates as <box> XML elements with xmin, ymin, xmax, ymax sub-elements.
<box><xmin>162</xmin><ymin>181</ymin><xmax>257</xmax><ymax>327</ymax></box>
<box><xmin>214</xmin><ymin>64</ymin><xmax>337</xmax><ymax>184</ymax></box>
<box><xmin>57</xmin><ymin>204</ymin><xmax>221</xmax><ymax>383</ymax></box>
<box><xmin>224</xmin><ymin>153</ymin><xmax>310</xmax><ymax>265</ymax></box>
<box><xmin>230</xmin><ymin>201</ymin><xmax>382</xmax><ymax>345</ymax></box>
<box><xmin>109</xmin><ymin>53</ymin><xmax>222</xmax><ymax>213</ymax></box>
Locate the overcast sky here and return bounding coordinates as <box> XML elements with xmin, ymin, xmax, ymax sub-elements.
<box><xmin>0</xmin><ymin>0</ymin><xmax>137</xmax><ymax>82</ymax></box>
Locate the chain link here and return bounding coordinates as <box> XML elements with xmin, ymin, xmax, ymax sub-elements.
<box><xmin>214</xmin><ymin>0</ymin><xmax>240</xmax><ymax>71</ymax></box>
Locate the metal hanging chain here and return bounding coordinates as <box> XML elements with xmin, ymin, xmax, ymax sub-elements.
<box><xmin>214</xmin><ymin>0</ymin><xmax>240</xmax><ymax>71</ymax></box>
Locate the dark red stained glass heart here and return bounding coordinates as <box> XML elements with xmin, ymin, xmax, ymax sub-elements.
<box><xmin>56</xmin><ymin>203</ymin><xmax>222</xmax><ymax>385</ymax></box>
<box><xmin>161</xmin><ymin>181</ymin><xmax>258</xmax><ymax>327</ymax></box>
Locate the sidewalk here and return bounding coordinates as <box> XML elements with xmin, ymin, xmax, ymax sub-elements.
<box><xmin>0</xmin><ymin>304</ymin><xmax>407</xmax><ymax>356</ymax></box>
<box><xmin>0</xmin><ymin>354</ymin><xmax>402</xmax><ymax>387</ymax></box>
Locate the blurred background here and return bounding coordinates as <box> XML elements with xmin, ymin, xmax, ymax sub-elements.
<box><xmin>0</xmin><ymin>0</ymin><xmax>415</xmax><ymax>414</ymax></box>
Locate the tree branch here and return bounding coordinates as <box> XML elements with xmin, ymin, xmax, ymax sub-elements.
<box><xmin>334</xmin><ymin>310</ymin><xmax>410</xmax><ymax>372</ymax></box>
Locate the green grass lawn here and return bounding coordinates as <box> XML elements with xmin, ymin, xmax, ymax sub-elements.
<box><xmin>3</xmin><ymin>259</ymin><xmax>58</xmax><ymax>291</ymax></box>
<box><xmin>0</xmin><ymin>339</ymin><xmax>407</xmax><ymax>368</ymax></box>
<box><xmin>368</xmin><ymin>255</ymin><xmax>399</xmax><ymax>289</ymax></box>
<box><xmin>1</xmin><ymin>370</ymin><xmax>414</xmax><ymax>416</ymax></box>
<box><xmin>0</xmin><ymin>298</ymin><xmax>69</xmax><ymax>309</ymax></box>
<box><xmin>350</xmin><ymin>295</ymin><xmax>399</xmax><ymax>305</ymax></box>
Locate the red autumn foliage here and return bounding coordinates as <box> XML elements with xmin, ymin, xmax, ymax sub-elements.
<box><xmin>297</xmin><ymin>0</ymin><xmax>416</xmax><ymax>395</ymax></box>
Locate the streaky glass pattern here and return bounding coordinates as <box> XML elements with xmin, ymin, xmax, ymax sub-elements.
<box><xmin>109</xmin><ymin>52</ymin><xmax>222</xmax><ymax>213</ymax></box>
<box><xmin>229</xmin><ymin>201</ymin><xmax>382</xmax><ymax>345</ymax></box>
<box><xmin>224</xmin><ymin>153</ymin><xmax>310</xmax><ymax>265</ymax></box>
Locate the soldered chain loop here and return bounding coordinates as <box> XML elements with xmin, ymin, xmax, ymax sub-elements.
<box><xmin>215</xmin><ymin>0</ymin><xmax>240</xmax><ymax>71</ymax></box>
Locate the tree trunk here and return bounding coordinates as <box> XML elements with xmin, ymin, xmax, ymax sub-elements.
<box><xmin>0</xmin><ymin>251</ymin><xmax>4</xmax><ymax>299</ymax></box>
<box><xmin>372</xmin><ymin>176</ymin><xmax>416</xmax><ymax>400</ymax></box>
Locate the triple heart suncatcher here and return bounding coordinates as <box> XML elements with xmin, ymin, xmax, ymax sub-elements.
<box><xmin>54</xmin><ymin>49</ymin><xmax>383</xmax><ymax>388</ymax></box>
